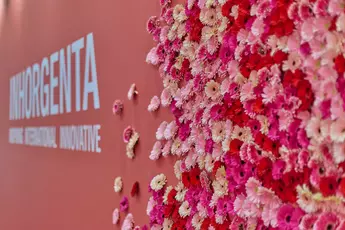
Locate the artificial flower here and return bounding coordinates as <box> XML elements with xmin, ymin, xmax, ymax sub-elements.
<box><xmin>131</xmin><ymin>181</ymin><xmax>139</xmax><ymax>197</ymax></box>
<box><xmin>113</xmin><ymin>100</ymin><xmax>123</xmax><ymax>114</ymax></box>
<box><xmin>120</xmin><ymin>196</ymin><xmax>129</xmax><ymax>212</ymax></box>
<box><xmin>114</xmin><ymin>177</ymin><xmax>123</xmax><ymax>193</ymax></box>
<box><xmin>150</xmin><ymin>174</ymin><xmax>167</xmax><ymax>191</ymax></box>
<box><xmin>148</xmin><ymin>96</ymin><xmax>161</xmax><ymax>112</ymax></box>
<box><xmin>128</xmin><ymin>83</ymin><xmax>138</xmax><ymax>100</ymax></box>
<box><xmin>112</xmin><ymin>208</ymin><xmax>120</xmax><ymax>224</ymax></box>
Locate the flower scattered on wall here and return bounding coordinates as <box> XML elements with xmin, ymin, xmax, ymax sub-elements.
<box><xmin>113</xmin><ymin>100</ymin><xmax>124</xmax><ymax>115</ymax></box>
<box><xmin>123</xmin><ymin>126</ymin><xmax>140</xmax><ymax>159</ymax></box>
<box><xmin>128</xmin><ymin>83</ymin><xmax>138</xmax><ymax>100</ymax></box>
<box><xmin>114</xmin><ymin>177</ymin><xmax>123</xmax><ymax>193</ymax></box>
<box><xmin>145</xmin><ymin>0</ymin><xmax>345</xmax><ymax>229</ymax></box>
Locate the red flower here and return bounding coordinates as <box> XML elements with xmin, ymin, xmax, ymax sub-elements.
<box><xmin>164</xmin><ymin>204</ymin><xmax>176</xmax><ymax>217</ymax></box>
<box><xmin>335</xmin><ymin>55</ymin><xmax>345</xmax><ymax>74</ymax></box>
<box><xmin>229</xmin><ymin>139</ymin><xmax>243</xmax><ymax>155</ymax></box>
<box><xmin>212</xmin><ymin>161</ymin><xmax>223</xmax><ymax>176</ymax></box>
<box><xmin>201</xmin><ymin>218</ymin><xmax>211</xmax><ymax>230</ymax></box>
<box><xmin>319</xmin><ymin>176</ymin><xmax>338</xmax><ymax>197</ymax></box>
<box><xmin>263</xmin><ymin>138</ymin><xmax>280</xmax><ymax>157</ymax></box>
<box><xmin>257</xmin><ymin>157</ymin><xmax>272</xmax><ymax>177</ymax></box>
<box><xmin>255</xmin><ymin>132</ymin><xmax>266</xmax><ymax>147</ymax></box>
<box><xmin>167</xmin><ymin>189</ymin><xmax>177</xmax><ymax>204</ymax></box>
<box><xmin>130</xmin><ymin>181</ymin><xmax>139</xmax><ymax>197</ymax></box>
<box><xmin>182</xmin><ymin>172</ymin><xmax>191</xmax><ymax>188</ymax></box>
<box><xmin>190</xmin><ymin>167</ymin><xmax>201</xmax><ymax>186</ymax></box>
<box><xmin>339</xmin><ymin>178</ymin><xmax>345</xmax><ymax>198</ymax></box>
<box><xmin>297</xmin><ymin>79</ymin><xmax>314</xmax><ymax>111</ymax></box>
<box><xmin>273</xmin><ymin>50</ymin><xmax>288</xmax><ymax>63</ymax></box>
<box><xmin>252</xmin><ymin>98</ymin><xmax>265</xmax><ymax>114</ymax></box>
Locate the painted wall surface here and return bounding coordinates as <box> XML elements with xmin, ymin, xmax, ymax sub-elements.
<box><xmin>0</xmin><ymin>0</ymin><xmax>180</xmax><ymax>229</ymax></box>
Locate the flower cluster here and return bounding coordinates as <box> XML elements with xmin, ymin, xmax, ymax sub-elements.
<box><xmin>146</xmin><ymin>0</ymin><xmax>345</xmax><ymax>229</ymax></box>
<box><xmin>123</xmin><ymin>126</ymin><xmax>140</xmax><ymax>159</ymax></box>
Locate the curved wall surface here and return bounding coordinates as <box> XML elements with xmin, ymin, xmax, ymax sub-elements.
<box><xmin>0</xmin><ymin>0</ymin><xmax>178</xmax><ymax>229</ymax></box>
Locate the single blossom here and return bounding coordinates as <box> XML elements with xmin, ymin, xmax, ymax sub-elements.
<box><xmin>148</xmin><ymin>96</ymin><xmax>161</xmax><ymax>112</ymax></box>
<box><xmin>150</xmin><ymin>174</ymin><xmax>167</xmax><ymax>191</ymax></box>
<box><xmin>114</xmin><ymin>177</ymin><xmax>123</xmax><ymax>193</ymax></box>
<box><xmin>120</xmin><ymin>196</ymin><xmax>129</xmax><ymax>212</ymax></box>
<box><xmin>127</xmin><ymin>84</ymin><xmax>138</xmax><ymax>100</ymax></box>
<box><xmin>112</xmin><ymin>208</ymin><xmax>120</xmax><ymax>224</ymax></box>
<box><xmin>113</xmin><ymin>100</ymin><xmax>123</xmax><ymax>114</ymax></box>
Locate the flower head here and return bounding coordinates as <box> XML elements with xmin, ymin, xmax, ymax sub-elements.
<box><xmin>114</xmin><ymin>177</ymin><xmax>123</xmax><ymax>193</ymax></box>
<box><xmin>113</xmin><ymin>100</ymin><xmax>123</xmax><ymax>114</ymax></box>
<box><xmin>150</xmin><ymin>174</ymin><xmax>167</xmax><ymax>191</ymax></box>
<box><xmin>112</xmin><ymin>208</ymin><xmax>120</xmax><ymax>224</ymax></box>
<box><xmin>120</xmin><ymin>196</ymin><xmax>129</xmax><ymax>212</ymax></box>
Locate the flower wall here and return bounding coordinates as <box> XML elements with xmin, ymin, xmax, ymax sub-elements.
<box><xmin>143</xmin><ymin>0</ymin><xmax>345</xmax><ymax>229</ymax></box>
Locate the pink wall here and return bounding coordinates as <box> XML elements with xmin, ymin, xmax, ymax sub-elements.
<box><xmin>0</xmin><ymin>0</ymin><xmax>178</xmax><ymax>229</ymax></box>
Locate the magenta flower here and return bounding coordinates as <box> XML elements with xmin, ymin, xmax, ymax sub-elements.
<box><xmin>120</xmin><ymin>196</ymin><xmax>129</xmax><ymax>212</ymax></box>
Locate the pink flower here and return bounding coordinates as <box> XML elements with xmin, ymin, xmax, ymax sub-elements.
<box><xmin>330</xmin><ymin>118</ymin><xmax>345</xmax><ymax>143</ymax></box>
<box><xmin>272</xmin><ymin>160</ymin><xmax>286</xmax><ymax>180</ymax></box>
<box><xmin>121</xmin><ymin>213</ymin><xmax>134</xmax><ymax>230</ymax></box>
<box><xmin>150</xmin><ymin>141</ymin><xmax>162</xmax><ymax>160</ymax></box>
<box><xmin>251</xmin><ymin>18</ymin><xmax>265</xmax><ymax>37</ymax></box>
<box><xmin>113</xmin><ymin>100</ymin><xmax>123</xmax><ymax>115</ymax></box>
<box><xmin>164</xmin><ymin>121</ymin><xmax>177</xmax><ymax>140</ymax></box>
<box><xmin>148</xmin><ymin>96</ymin><xmax>160</xmax><ymax>112</ymax></box>
<box><xmin>128</xmin><ymin>84</ymin><xmax>138</xmax><ymax>100</ymax></box>
<box><xmin>205</xmin><ymin>80</ymin><xmax>221</xmax><ymax>100</ymax></box>
<box><xmin>161</xmin><ymin>88</ymin><xmax>172</xmax><ymax>106</ymax></box>
<box><xmin>120</xmin><ymin>196</ymin><xmax>129</xmax><ymax>212</ymax></box>
<box><xmin>314</xmin><ymin>212</ymin><xmax>340</xmax><ymax>230</ymax></box>
<box><xmin>123</xmin><ymin>126</ymin><xmax>134</xmax><ymax>143</ymax></box>
<box><xmin>156</xmin><ymin>121</ymin><xmax>168</xmax><ymax>140</ymax></box>
<box><xmin>245</xmin><ymin>177</ymin><xmax>261</xmax><ymax>204</ymax></box>
<box><xmin>112</xmin><ymin>208</ymin><xmax>120</xmax><ymax>224</ymax></box>
<box><xmin>162</xmin><ymin>140</ymin><xmax>172</xmax><ymax>157</ymax></box>
<box><xmin>300</xmin><ymin>214</ymin><xmax>318</xmax><ymax>230</ymax></box>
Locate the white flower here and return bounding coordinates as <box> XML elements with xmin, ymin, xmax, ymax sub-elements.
<box><xmin>163</xmin><ymin>218</ymin><xmax>173</xmax><ymax>230</ymax></box>
<box><xmin>212</xmin><ymin>177</ymin><xmax>228</xmax><ymax>197</ymax></box>
<box><xmin>179</xmin><ymin>201</ymin><xmax>191</xmax><ymax>218</ymax></box>
<box><xmin>127</xmin><ymin>83</ymin><xmax>138</xmax><ymax>100</ymax></box>
<box><xmin>150</xmin><ymin>174</ymin><xmax>167</xmax><ymax>191</ymax></box>
<box><xmin>114</xmin><ymin>177</ymin><xmax>123</xmax><ymax>193</ymax></box>
<box><xmin>191</xmin><ymin>213</ymin><xmax>203</xmax><ymax>230</ymax></box>
<box><xmin>175</xmin><ymin>182</ymin><xmax>186</xmax><ymax>202</ymax></box>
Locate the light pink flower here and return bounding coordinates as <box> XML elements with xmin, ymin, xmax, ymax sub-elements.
<box><xmin>127</xmin><ymin>84</ymin><xmax>138</xmax><ymax>100</ymax></box>
<box><xmin>161</xmin><ymin>88</ymin><xmax>172</xmax><ymax>106</ymax></box>
<box><xmin>283</xmin><ymin>52</ymin><xmax>302</xmax><ymax>73</ymax></box>
<box><xmin>156</xmin><ymin>121</ymin><xmax>168</xmax><ymax>140</ymax></box>
<box><xmin>251</xmin><ymin>18</ymin><xmax>265</xmax><ymax>37</ymax></box>
<box><xmin>150</xmin><ymin>141</ymin><xmax>162</xmax><ymax>160</ymax></box>
<box><xmin>146</xmin><ymin>47</ymin><xmax>159</xmax><ymax>65</ymax></box>
<box><xmin>148</xmin><ymin>96</ymin><xmax>160</xmax><ymax>112</ymax></box>
<box><xmin>112</xmin><ymin>208</ymin><xmax>120</xmax><ymax>224</ymax></box>
<box><xmin>205</xmin><ymin>80</ymin><xmax>221</xmax><ymax>100</ymax></box>
<box><xmin>245</xmin><ymin>177</ymin><xmax>262</xmax><ymax>204</ymax></box>
<box><xmin>330</xmin><ymin>118</ymin><xmax>345</xmax><ymax>142</ymax></box>
<box><xmin>162</xmin><ymin>140</ymin><xmax>172</xmax><ymax>157</ymax></box>
<box><xmin>121</xmin><ymin>213</ymin><xmax>134</xmax><ymax>230</ymax></box>
<box><xmin>328</xmin><ymin>0</ymin><xmax>344</xmax><ymax>15</ymax></box>
<box><xmin>164</xmin><ymin>121</ymin><xmax>177</xmax><ymax>140</ymax></box>
<box><xmin>278</xmin><ymin>109</ymin><xmax>293</xmax><ymax>131</ymax></box>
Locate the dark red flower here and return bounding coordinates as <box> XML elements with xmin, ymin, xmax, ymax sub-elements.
<box><xmin>255</xmin><ymin>132</ymin><xmax>266</xmax><ymax>147</ymax></box>
<box><xmin>273</xmin><ymin>50</ymin><xmax>288</xmax><ymax>63</ymax></box>
<box><xmin>257</xmin><ymin>157</ymin><xmax>272</xmax><ymax>177</ymax></box>
<box><xmin>190</xmin><ymin>167</ymin><xmax>201</xmax><ymax>186</ymax></box>
<box><xmin>164</xmin><ymin>204</ymin><xmax>176</xmax><ymax>217</ymax></box>
<box><xmin>263</xmin><ymin>138</ymin><xmax>280</xmax><ymax>157</ymax></box>
<box><xmin>335</xmin><ymin>54</ymin><xmax>345</xmax><ymax>74</ymax></box>
<box><xmin>229</xmin><ymin>139</ymin><xmax>244</xmax><ymax>155</ymax></box>
<box><xmin>182</xmin><ymin>172</ymin><xmax>191</xmax><ymax>188</ymax></box>
<box><xmin>320</xmin><ymin>176</ymin><xmax>338</xmax><ymax>197</ymax></box>
<box><xmin>297</xmin><ymin>79</ymin><xmax>314</xmax><ymax>111</ymax></box>
<box><xmin>130</xmin><ymin>181</ymin><xmax>139</xmax><ymax>197</ymax></box>
<box><xmin>252</xmin><ymin>98</ymin><xmax>265</xmax><ymax>114</ymax></box>
<box><xmin>339</xmin><ymin>178</ymin><xmax>345</xmax><ymax>198</ymax></box>
<box><xmin>201</xmin><ymin>218</ymin><xmax>211</xmax><ymax>230</ymax></box>
<box><xmin>212</xmin><ymin>161</ymin><xmax>223</xmax><ymax>176</ymax></box>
